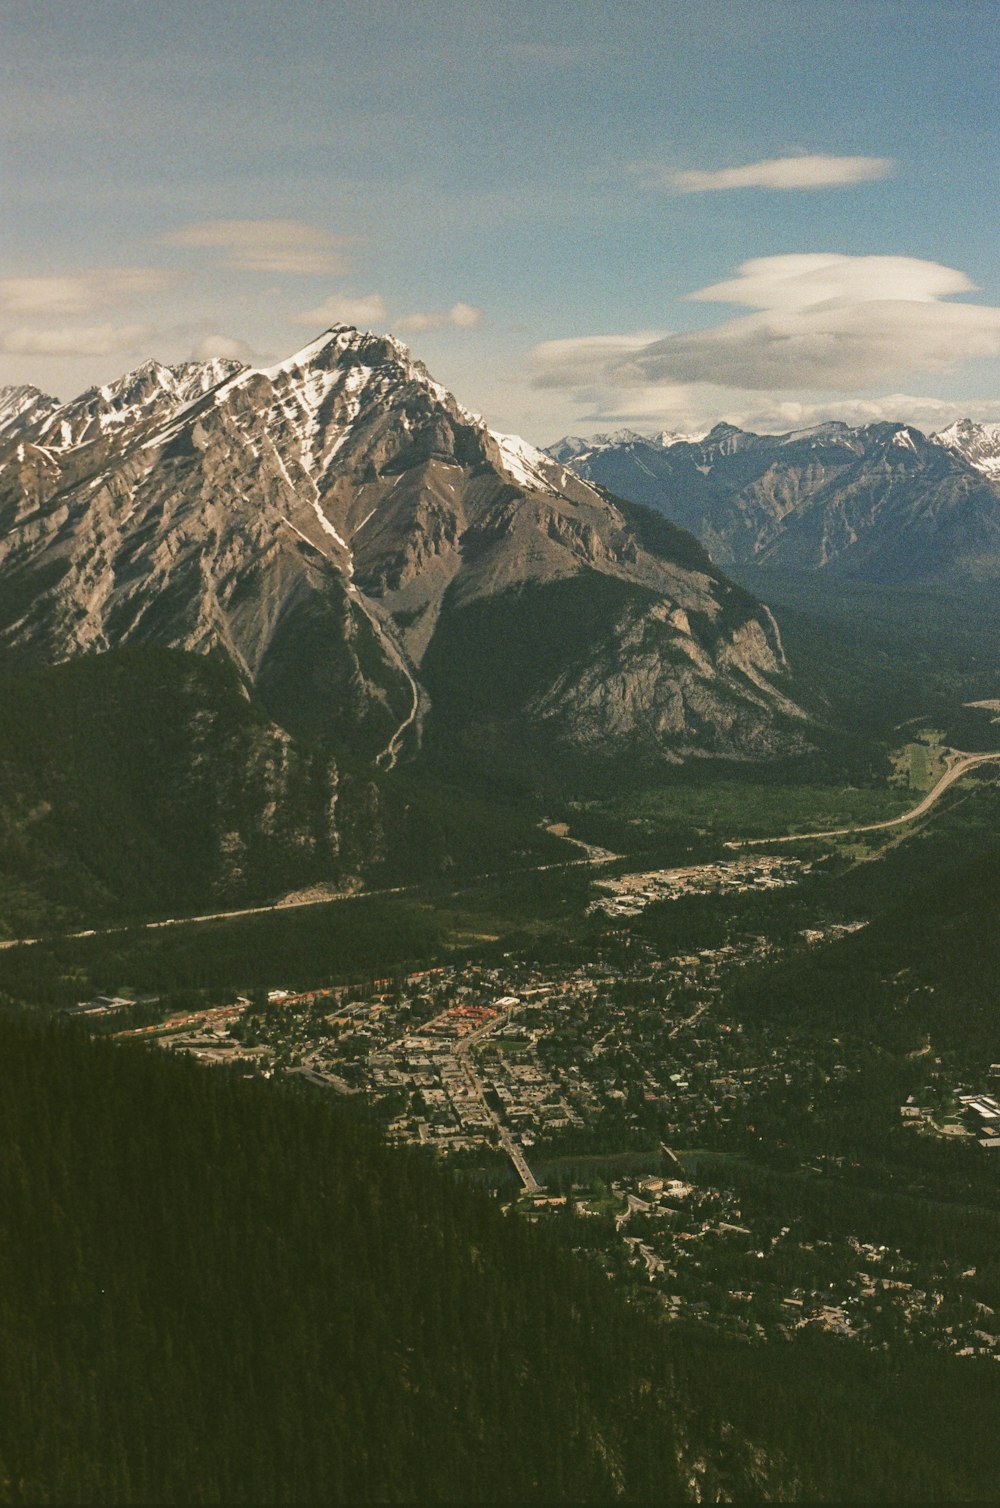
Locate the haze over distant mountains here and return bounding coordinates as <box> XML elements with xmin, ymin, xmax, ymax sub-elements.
<box><xmin>549</xmin><ymin>419</ymin><xmax>1000</xmax><ymax>582</ymax></box>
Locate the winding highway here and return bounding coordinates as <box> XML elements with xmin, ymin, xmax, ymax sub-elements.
<box><xmin>728</xmin><ymin>750</ymin><xmax>1000</xmax><ymax>849</ymax></box>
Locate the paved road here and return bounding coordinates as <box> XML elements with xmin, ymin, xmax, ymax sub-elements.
<box><xmin>0</xmin><ymin>881</ymin><xmax>411</xmax><ymax>952</ymax></box>
<box><xmin>0</xmin><ymin>838</ymin><xmax>622</xmax><ymax>954</ymax></box>
<box><xmin>729</xmin><ymin>750</ymin><xmax>1000</xmax><ymax>850</ymax></box>
<box><xmin>668</xmin><ymin>1000</ymin><xmax>708</xmax><ymax>1039</ymax></box>
<box><xmin>454</xmin><ymin>1005</ymin><xmax>541</xmax><ymax>1193</ymax></box>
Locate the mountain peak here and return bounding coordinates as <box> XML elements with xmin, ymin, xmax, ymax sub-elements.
<box><xmin>0</xmin><ymin>332</ymin><xmax>809</xmax><ymax>768</ymax></box>
<box><xmin>703</xmin><ymin>421</ymin><xmax>752</xmax><ymax>441</ymax></box>
<box><xmin>932</xmin><ymin>416</ymin><xmax>1000</xmax><ymax>478</ymax></box>
<box><xmin>261</xmin><ymin>325</ymin><xmax>420</xmax><ymax>380</ymax></box>
<box><xmin>0</xmin><ymin>384</ymin><xmax>60</xmax><ymax>442</ymax></box>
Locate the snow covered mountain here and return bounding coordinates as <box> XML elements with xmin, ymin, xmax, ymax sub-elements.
<box><xmin>0</xmin><ymin>328</ymin><xmax>809</xmax><ymax>770</ymax></box>
<box><xmin>549</xmin><ymin>421</ymin><xmax>1000</xmax><ymax>582</ymax></box>
<box><xmin>547</xmin><ymin>428</ymin><xmax>703</xmax><ymax>467</ymax></box>
<box><xmin>932</xmin><ymin>418</ymin><xmax>1000</xmax><ymax>480</ymax></box>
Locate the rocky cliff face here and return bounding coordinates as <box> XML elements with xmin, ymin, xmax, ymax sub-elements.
<box><xmin>0</xmin><ymin>328</ymin><xmax>810</xmax><ymax>771</ymax></box>
<box><xmin>550</xmin><ymin>420</ymin><xmax>1000</xmax><ymax>582</ymax></box>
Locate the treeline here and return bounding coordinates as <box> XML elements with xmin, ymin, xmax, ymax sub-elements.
<box><xmin>2</xmin><ymin>1012</ymin><xmax>1000</xmax><ymax>1502</ymax></box>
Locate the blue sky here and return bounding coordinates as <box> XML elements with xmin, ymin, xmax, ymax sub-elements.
<box><xmin>4</xmin><ymin>0</ymin><xmax>1000</xmax><ymax>441</ymax></box>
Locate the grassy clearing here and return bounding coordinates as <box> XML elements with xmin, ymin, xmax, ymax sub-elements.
<box><xmin>566</xmin><ymin>779</ymin><xmax>914</xmax><ymax>852</ymax></box>
<box><xmin>889</xmin><ymin>729</ymin><xmax>949</xmax><ymax>795</ymax></box>
<box><xmin>565</xmin><ymin>728</ymin><xmax>971</xmax><ymax>857</ymax></box>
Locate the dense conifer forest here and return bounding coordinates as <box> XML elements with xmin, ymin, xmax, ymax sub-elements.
<box><xmin>2</xmin><ymin>1010</ymin><xmax>999</xmax><ymax>1503</ymax></box>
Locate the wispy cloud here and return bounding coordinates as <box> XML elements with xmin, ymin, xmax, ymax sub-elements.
<box><xmin>292</xmin><ymin>292</ymin><xmax>389</xmax><ymax>328</ymax></box>
<box><xmin>0</xmin><ymin>324</ymin><xmax>152</xmax><ymax>357</ymax></box>
<box><xmin>396</xmin><ymin>302</ymin><xmax>484</xmax><ymax>333</ymax></box>
<box><xmin>532</xmin><ymin>331</ymin><xmax>668</xmax><ymax>389</ymax></box>
<box><xmin>164</xmin><ymin>219</ymin><xmax>349</xmax><ymax>276</ymax></box>
<box><xmin>0</xmin><ymin>269</ymin><xmax>179</xmax><ymax>318</ymax></box>
<box><xmin>292</xmin><ymin>292</ymin><xmax>483</xmax><ymax>335</ymax></box>
<box><xmin>637</xmin><ymin>153</ymin><xmax>895</xmax><ymax>193</ymax></box>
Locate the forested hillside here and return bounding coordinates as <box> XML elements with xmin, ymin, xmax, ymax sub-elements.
<box><xmin>1</xmin><ymin>1012</ymin><xmax>998</xmax><ymax>1503</ymax></box>
<box><xmin>0</xmin><ymin>648</ymin><xmax>565</xmax><ymax>938</ymax></box>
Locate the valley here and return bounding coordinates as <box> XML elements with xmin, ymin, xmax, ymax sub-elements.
<box><xmin>1</xmin><ymin>712</ymin><xmax>993</xmax><ymax>951</ymax></box>
<box><xmin>6</xmin><ymin>714</ymin><xmax>1000</xmax><ymax>1378</ymax></box>
<box><xmin>4</xmin><ymin>335</ymin><xmax>1000</xmax><ymax>1504</ymax></box>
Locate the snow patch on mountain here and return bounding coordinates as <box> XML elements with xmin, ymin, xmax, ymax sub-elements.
<box><xmin>491</xmin><ymin>431</ymin><xmax>562</xmax><ymax>493</ymax></box>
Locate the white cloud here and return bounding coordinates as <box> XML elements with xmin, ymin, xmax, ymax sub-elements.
<box><xmin>164</xmin><ymin>219</ymin><xmax>348</xmax><ymax>276</ymax></box>
<box><xmin>532</xmin><ymin>254</ymin><xmax>1000</xmax><ymax>402</ymax></box>
<box><xmin>643</xmin><ymin>154</ymin><xmax>895</xmax><ymax>193</ymax></box>
<box><xmin>0</xmin><ymin>268</ymin><xmax>179</xmax><ymax>317</ymax></box>
<box><xmin>192</xmin><ymin>334</ymin><xmax>254</xmax><ymax>362</ymax></box>
<box><xmin>396</xmin><ymin>301</ymin><xmax>484</xmax><ymax>333</ymax></box>
<box><xmin>688</xmin><ymin>254</ymin><xmax>974</xmax><ymax>309</ymax></box>
<box><xmin>0</xmin><ymin>324</ymin><xmax>152</xmax><ymax>357</ymax></box>
<box><xmin>552</xmin><ymin>380</ymin><xmax>1000</xmax><ymax>438</ymax></box>
<box><xmin>292</xmin><ymin>292</ymin><xmax>389</xmax><ymax>329</ymax></box>
<box><xmin>736</xmin><ymin>393</ymin><xmax>1000</xmax><ymax>433</ymax></box>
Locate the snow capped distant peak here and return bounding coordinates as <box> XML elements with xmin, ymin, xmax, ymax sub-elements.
<box><xmin>654</xmin><ymin>428</ymin><xmax>706</xmax><ymax>448</ymax></box>
<box><xmin>932</xmin><ymin>417</ymin><xmax>1000</xmax><ymax>478</ymax></box>
<box><xmin>170</xmin><ymin>357</ymin><xmax>244</xmax><ymax>391</ymax></box>
<box><xmin>97</xmin><ymin>359</ymin><xmax>171</xmax><ymax>401</ymax></box>
<box><xmin>935</xmin><ymin>417</ymin><xmax>1000</xmax><ymax>446</ymax></box>
<box><xmin>775</xmin><ymin>421</ymin><xmax>850</xmax><ymax>445</ymax></box>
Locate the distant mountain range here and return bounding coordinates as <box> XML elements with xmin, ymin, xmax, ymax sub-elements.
<box><xmin>549</xmin><ymin>419</ymin><xmax>1000</xmax><ymax>581</ymax></box>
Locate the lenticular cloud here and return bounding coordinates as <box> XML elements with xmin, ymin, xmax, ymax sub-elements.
<box><xmin>533</xmin><ymin>253</ymin><xmax>1000</xmax><ymax>396</ymax></box>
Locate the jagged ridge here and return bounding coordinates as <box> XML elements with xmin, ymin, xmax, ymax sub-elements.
<box><xmin>548</xmin><ymin>419</ymin><xmax>1000</xmax><ymax>582</ymax></box>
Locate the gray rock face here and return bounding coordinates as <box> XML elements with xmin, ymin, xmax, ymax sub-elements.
<box><xmin>0</xmin><ymin>328</ymin><xmax>809</xmax><ymax>767</ymax></box>
<box><xmin>550</xmin><ymin>420</ymin><xmax>1000</xmax><ymax>583</ymax></box>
